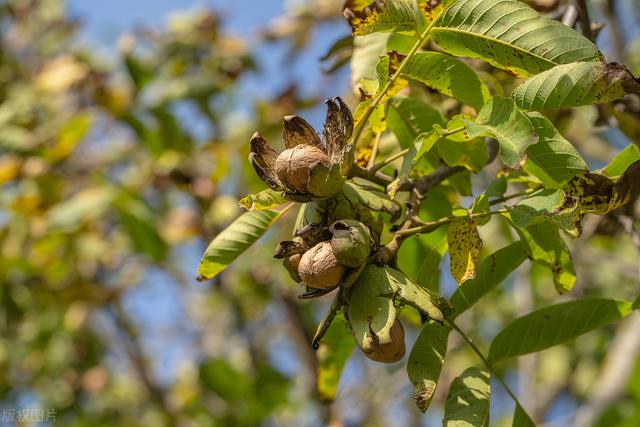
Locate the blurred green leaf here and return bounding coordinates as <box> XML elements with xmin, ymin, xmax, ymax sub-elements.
<box><xmin>316</xmin><ymin>314</ymin><xmax>355</xmax><ymax>402</ymax></box>
<box><xmin>200</xmin><ymin>358</ymin><xmax>252</xmax><ymax>400</ymax></box>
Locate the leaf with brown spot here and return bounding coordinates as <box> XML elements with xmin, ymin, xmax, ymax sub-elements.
<box><xmin>447</xmin><ymin>217</ymin><xmax>483</xmax><ymax>284</ymax></box>
<box><xmin>512</xmin><ymin>61</ymin><xmax>640</xmax><ymax>110</ymax></box>
<box><xmin>343</xmin><ymin>0</ymin><xmax>422</xmax><ymax>36</ymax></box>
<box><xmin>407</xmin><ymin>322</ymin><xmax>450</xmax><ymax>412</ymax></box>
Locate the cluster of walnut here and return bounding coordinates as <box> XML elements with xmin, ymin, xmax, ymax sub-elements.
<box><xmin>250</xmin><ymin>98</ymin><xmax>410</xmax><ymax>364</ymax></box>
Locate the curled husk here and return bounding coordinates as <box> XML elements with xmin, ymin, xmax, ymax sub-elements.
<box><xmin>360</xmin><ymin>319</ymin><xmax>406</xmax><ymax>364</ymax></box>
<box><xmin>249</xmin><ymin>97</ymin><xmax>353</xmax><ymax>201</ymax></box>
<box><xmin>330</xmin><ymin>219</ymin><xmax>372</xmax><ymax>267</ymax></box>
<box><xmin>298</xmin><ymin>241</ymin><xmax>345</xmax><ymax>290</ymax></box>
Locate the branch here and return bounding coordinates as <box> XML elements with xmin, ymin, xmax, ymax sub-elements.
<box><xmin>575</xmin><ymin>0</ymin><xmax>594</xmax><ymax>41</ymax></box>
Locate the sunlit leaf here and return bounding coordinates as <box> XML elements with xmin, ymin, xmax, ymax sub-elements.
<box><xmin>512</xmin><ymin>62</ymin><xmax>640</xmax><ymax>110</ymax></box>
<box><xmin>387</xmin><ymin>96</ymin><xmax>446</xmax><ymax>148</ymax></box>
<box><xmin>431</xmin><ymin>0</ymin><xmax>602</xmax><ymax>77</ymax></box>
<box><xmin>444</xmin><ymin>367</ymin><xmax>490</xmax><ymax>427</ymax></box>
<box><xmin>488</xmin><ymin>299</ymin><xmax>634</xmax><ymax>363</ymax></box>
<box><xmin>388</xmin><ymin>129</ymin><xmax>440</xmax><ymax>198</ymax></box>
<box><xmin>407</xmin><ymin>322</ymin><xmax>450</xmax><ymax>412</ymax></box>
<box><xmin>197</xmin><ymin>209</ymin><xmax>284</xmax><ymax>281</ymax></box>
<box><xmin>316</xmin><ymin>314</ymin><xmax>355</xmax><ymax>402</ymax></box>
<box><xmin>395</xmin><ymin>51</ymin><xmax>491</xmax><ymax>111</ymax></box>
<box><xmin>515</xmin><ymin>223</ymin><xmax>575</xmax><ymax>294</ymax></box>
<box><xmin>523</xmin><ymin>113</ymin><xmax>588</xmax><ymax>187</ymax></box>
<box><xmin>603</xmin><ymin>144</ymin><xmax>640</xmax><ymax>178</ymax></box>
<box><xmin>344</xmin><ymin>0</ymin><xmax>422</xmax><ymax>36</ymax></box>
<box><xmin>47</xmin><ymin>187</ymin><xmax>115</xmax><ymax>231</ymax></box>
<box><xmin>510</xmin><ymin>189</ymin><xmax>581</xmax><ymax>233</ymax></box>
<box><xmin>239</xmin><ymin>189</ymin><xmax>286</xmax><ymax>210</ymax></box>
<box><xmin>513</xmin><ymin>403</ymin><xmax>536</xmax><ymax>427</ymax></box>
<box><xmin>465</xmin><ymin>97</ymin><xmax>538</xmax><ymax>168</ymax></box>
<box><xmin>447</xmin><ymin>217</ymin><xmax>483</xmax><ymax>284</ymax></box>
<box><xmin>450</xmin><ymin>241</ymin><xmax>528</xmax><ymax>317</ymax></box>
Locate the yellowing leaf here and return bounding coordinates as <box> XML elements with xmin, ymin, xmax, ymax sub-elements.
<box><xmin>447</xmin><ymin>217</ymin><xmax>482</xmax><ymax>284</ymax></box>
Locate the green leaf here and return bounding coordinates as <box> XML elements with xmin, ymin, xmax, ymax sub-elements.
<box><xmin>407</xmin><ymin>322</ymin><xmax>450</xmax><ymax>412</ymax></box>
<box><xmin>465</xmin><ymin>97</ymin><xmax>538</xmax><ymax>168</ymax></box>
<box><xmin>388</xmin><ymin>129</ymin><xmax>440</xmax><ymax>198</ymax></box>
<box><xmin>471</xmin><ymin>194</ymin><xmax>490</xmax><ymax>226</ymax></box>
<box><xmin>523</xmin><ymin>113</ymin><xmax>588</xmax><ymax>187</ymax></box>
<box><xmin>197</xmin><ymin>209</ymin><xmax>283</xmax><ymax>280</ymax></box>
<box><xmin>516</xmin><ymin>223</ymin><xmax>576</xmax><ymax>294</ymax></box>
<box><xmin>431</xmin><ymin>0</ymin><xmax>602</xmax><ymax>77</ymax></box>
<box><xmin>633</xmin><ymin>295</ymin><xmax>640</xmax><ymax>310</ymax></box>
<box><xmin>239</xmin><ymin>189</ymin><xmax>286</xmax><ymax>210</ymax></box>
<box><xmin>438</xmin><ymin>116</ymin><xmax>489</xmax><ymax>172</ymax></box>
<box><xmin>47</xmin><ymin>187</ymin><xmax>115</xmax><ymax>231</ymax></box>
<box><xmin>343</xmin><ymin>181</ymin><xmax>401</xmax><ymax>218</ymax></box>
<box><xmin>513</xmin><ymin>403</ymin><xmax>536</xmax><ymax>427</ymax></box>
<box><xmin>512</xmin><ymin>62</ymin><xmax>640</xmax><ymax>110</ymax></box>
<box><xmin>316</xmin><ymin>314</ymin><xmax>355</xmax><ymax>402</ymax></box>
<box><xmin>115</xmin><ymin>196</ymin><xmax>168</xmax><ymax>262</ymax></box>
<box><xmin>387</xmin><ymin>96</ymin><xmax>446</xmax><ymax>148</ymax></box>
<box><xmin>510</xmin><ymin>189</ymin><xmax>581</xmax><ymax>233</ymax></box>
<box><xmin>603</xmin><ymin>144</ymin><xmax>640</xmax><ymax>178</ymax></box>
<box><xmin>450</xmin><ymin>241</ymin><xmax>528</xmax><ymax>317</ymax></box>
<box><xmin>397</xmin><ymin>51</ymin><xmax>490</xmax><ymax>111</ymax></box>
<box><xmin>344</xmin><ymin>0</ymin><xmax>422</xmax><ymax>36</ymax></box>
<box><xmin>488</xmin><ymin>298</ymin><xmax>634</xmax><ymax>363</ymax></box>
<box><xmin>351</xmin><ymin>33</ymin><xmax>391</xmax><ymax>93</ymax></box>
<box><xmin>416</xmin><ymin>235</ymin><xmax>448</xmax><ymax>291</ymax></box>
<box><xmin>444</xmin><ymin>367</ymin><xmax>490</xmax><ymax>427</ymax></box>
<box><xmin>447</xmin><ymin>217</ymin><xmax>483</xmax><ymax>284</ymax></box>
<box><xmin>200</xmin><ymin>358</ymin><xmax>252</xmax><ymax>401</ymax></box>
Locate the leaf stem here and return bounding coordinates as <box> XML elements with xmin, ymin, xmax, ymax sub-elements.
<box><xmin>370</xmin><ymin>148</ymin><xmax>410</xmax><ymax>173</ymax></box>
<box><xmin>398</xmin><ymin>208</ymin><xmax>509</xmax><ymax>237</ymax></box>
<box><xmin>349</xmin><ymin>7</ymin><xmax>450</xmax><ymax>148</ymax></box>
<box><xmin>447</xmin><ymin>317</ymin><xmax>534</xmax><ymax>422</ymax></box>
<box><xmin>488</xmin><ymin>188</ymin><xmax>536</xmax><ymax>206</ymax></box>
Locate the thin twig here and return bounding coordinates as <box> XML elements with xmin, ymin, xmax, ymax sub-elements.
<box><xmin>447</xmin><ymin>318</ymin><xmax>535</xmax><ymax>422</ymax></box>
<box><xmin>575</xmin><ymin>0</ymin><xmax>594</xmax><ymax>40</ymax></box>
<box><xmin>349</xmin><ymin>7</ymin><xmax>451</xmax><ymax>147</ymax></box>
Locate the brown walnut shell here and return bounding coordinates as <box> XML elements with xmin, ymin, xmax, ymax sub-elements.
<box><xmin>361</xmin><ymin>319</ymin><xmax>406</xmax><ymax>364</ymax></box>
<box><xmin>274</xmin><ymin>145</ymin><xmax>329</xmax><ymax>193</ymax></box>
<box><xmin>298</xmin><ymin>241</ymin><xmax>345</xmax><ymax>289</ymax></box>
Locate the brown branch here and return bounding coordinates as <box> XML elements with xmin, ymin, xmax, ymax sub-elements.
<box><xmin>576</xmin><ymin>0</ymin><xmax>594</xmax><ymax>41</ymax></box>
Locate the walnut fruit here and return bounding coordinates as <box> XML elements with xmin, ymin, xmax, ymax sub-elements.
<box><xmin>361</xmin><ymin>319</ymin><xmax>406</xmax><ymax>364</ymax></box>
<box><xmin>298</xmin><ymin>241</ymin><xmax>345</xmax><ymax>289</ymax></box>
<box><xmin>283</xmin><ymin>253</ymin><xmax>302</xmax><ymax>282</ymax></box>
<box><xmin>274</xmin><ymin>145</ymin><xmax>329</xmax><ymax>193</ymax></box>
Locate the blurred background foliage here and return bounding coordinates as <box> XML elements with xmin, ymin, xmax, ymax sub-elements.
<box><xmin>0</xmin><ymin>0</ymin><xmax>639</xmax><ymax>426</ymax></box>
